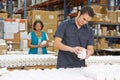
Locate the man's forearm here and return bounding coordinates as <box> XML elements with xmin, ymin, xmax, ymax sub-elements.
<box><xmin>54</xmin><ymin>42</ymin><xmax>72</xmax><ymax>52</ymax></box>
<box><xmin>87</xmin><ymin>46</ymin><xmax>94</xmax><ymax>56</ymax></box>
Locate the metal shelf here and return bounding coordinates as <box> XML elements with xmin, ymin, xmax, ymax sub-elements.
<box><xmin>90</xmin><ymin>21</ymin><xmax>120</xmax><ymax>25</ymax></box>
<box><xmin>31</xmin><ymin>0</ymin><xmax>85</xmax><ymax>9</ymax></box>
<box><xmin>68</xmin><ymin>12</ymin><xmax>78</xmax><ymax>18</ymax></box>
<box><xmin>94</xmin><ymin>35</ymin><xmax>120</xmax><ymax>38</ymax></box>
<box><xmin>15</xmin><ymin>7</ymin><xmax>32</xmax><ymax>14</ymax></box>
<box><xmin>92</xmin><ymin>21</ymin><xmax>120</xmax><ymax>55</ymax></box>
<box><xmin>31</xmin><ymin>0</ymin><xmax>59</xmax><ymax>9</ymax></box>
<box><xmin>15</xmin><ymin>0</ymin><xmax>86</xmax><ymax>20</ymax></box>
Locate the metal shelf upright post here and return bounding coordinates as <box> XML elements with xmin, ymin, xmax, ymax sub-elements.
<box><xmin>47</xmin><ymin>5</ymin><xmax>50</xmax><ymax>11</ymax></box>
<box><xmin>114</xmin><ymin>0</ymin><xmax>117</xmax><ymax>11</ymax></box>
<box><xmin>108</xmin><ymin>0</ymin><xmax>117</xmax><ymax>11</ymax></box>
<box><xmin>24</xmin><ymin>0</ymin><xmax>27</xmax><ymax>19</ymax></box>
<box><xmin>18</xmin><ymin>0</ymin><xmax>20</xmax><ymax>10</ymax></box>
<box><xmin>10</xmin><ymin>0</ymin><xmax>13</xmax><ymax>18</ymax></box>
<box><xmin>108</xmin><ymin>0</ymin><xmax>111</xmax><ymax>10</ymax></box>
<box><xmin>88</xmin><ymin>0</ymin><xmax>91</xmax><ymax>5</ymax></box>
<box><xmin>64</xmin><ymin>0</ymin><xmax>67</xmax><ymax>20</ymax></box>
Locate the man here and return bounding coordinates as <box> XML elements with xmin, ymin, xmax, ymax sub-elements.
<box><xmin>54</xmin><ymin>6</ymin><xmax>95</xmax><ymax>68</ymax></box>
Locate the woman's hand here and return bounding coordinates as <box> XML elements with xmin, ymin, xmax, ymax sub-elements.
<box><xmin>38</xmin><ymin>42</ymin><xmax>48</xmax><ymax>48</ymax></box>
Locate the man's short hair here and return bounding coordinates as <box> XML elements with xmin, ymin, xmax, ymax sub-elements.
<box><xmin>80</xmin><ymin>6</ymin><xmax>95</xmax><ymax>17</ymax></box>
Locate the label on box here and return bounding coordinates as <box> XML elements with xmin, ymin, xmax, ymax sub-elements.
<box><xmin>118</xmin><ymin>17</ymin><xmax>120</xmax><ymax>23</ymax></box>
<box><xmin>36</xmin><ymin>15</ymin><xmax>41</xmax><ymax>19</ymax></box>
<box><xmin>48</xmin><ymin>42</ymin><xmax>53</xmax><ymax>46</ymax></box>
<box><xmin>49</xmin><ymin>15</ymin><xmax>54</xmax><ymax>19</ymax></box>
<box><xmin>48</xmin><ymin>29</ymin><xmax>53</xmax><ymax>33</ymax></box>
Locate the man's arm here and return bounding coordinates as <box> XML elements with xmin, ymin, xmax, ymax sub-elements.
<box><xmin>54</xmin><ymin>37</ymin><xmax>72</xmax><ymax>51</ymax></box>
<box><xmin>86</xmin><ymin>45</ymin><xmax>94</xmax><ymax>58</ymax></box>
<box><xmin>54</xmin><ymin>37</ymin><xmax>85</xmax><ymax>55</ymax></box>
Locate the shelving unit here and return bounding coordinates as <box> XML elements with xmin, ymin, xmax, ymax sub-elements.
<box><xmin>15</xmin><ymin>0</ymin><xmax>87</xmax><ymax>20</ymax></box>
<box><xmin>88</xmin><ymin>0</ymin><xmax>118</xmax><ymax>11</ymax></box>
<box><xmin>68</xmin><ymin>12</ymin><xmax>78</xmax><ymax>18</ymax></box>
<box><xmin>0</xmin><ymin>0</ymin><xmax>88</xmax><ymax>20</ymax></box>
<box><xmin>90</xmin><ymin>21</ymin><xmax>120</xmax><ymax>55</ymax></box>
<box><xmin>2</xmin><ymin>0</ymin><xmax>120</xmax><ymax>21</ymax></box>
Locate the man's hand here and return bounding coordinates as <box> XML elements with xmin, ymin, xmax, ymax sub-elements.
<box><xmin>69</xmin><ymin>46</ymin><xmax>86</xmax><ymax>55</ymax></box>
<box><xmin>86</xmin><ymin>50</ymin><xmax>93</xmax><ymax>59</ymax></box>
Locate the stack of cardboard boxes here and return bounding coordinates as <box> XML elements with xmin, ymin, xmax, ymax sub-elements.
<box><xmin>0</xmin><ymin>13</ymin><xmax>8</xmax><ymax>19</ymax></box>
<box><xmin>91</xmin><ymin>4</ymin><xmax>120</xmax><ymax>23</ymax></box>
<box><xmin>27</xmin><ymin>10</ymin><xmax>58</xmax><ymax>52</ymax></box>
<box><xmin>0</xmin><ymin>39</ymin><xmax>7</xmax><ymax>55</ymax></box>
<box><xmin>4</xmin><ymin>19</ymin><xmax>28</xmax><ymax>50</ymax></box>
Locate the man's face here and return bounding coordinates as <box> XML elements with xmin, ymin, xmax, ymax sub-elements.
<box><xmin>77</xmin><ymin>13</ymin><xmax>92</xmax><ymax>26</ymax></box>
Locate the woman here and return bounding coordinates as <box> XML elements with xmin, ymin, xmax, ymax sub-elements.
<box><xmin>28</xmin><ymin>20</ymin><xmax>49</xmax><ymax>54</ymax></box>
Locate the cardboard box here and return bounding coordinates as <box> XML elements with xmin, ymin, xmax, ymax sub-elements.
<box><xmin>100</xmin><ymin>0</ymin><xmax>108</xmax><ymax>4</ymax></box>
<box><xmin>101</xmin><ymin>6</ymin><xmax>107</xmax><ymax>14</ymax></box>
<box><xmin>5</xmin><ymin>33</ymin><xmax>20</xmax><ymax>43</ymax></box>
<box><xmin>116</xmin><ymin>11</ymin><xmax>120</xmax><ymax>23</ymax></box>
<box><xmin>19</xmin><ymin>19</ymin><xmax>27</xmax><ymax>32</ymax></box>
<box><xmin>12</xmin><ymin>14</ymin><xmax>21</xmax><ymax>19</ymax></box>
<box><xmin>43</xmin><ymin>23</ymin><xmax>57</xmax><ymax>40</ymax></box>
<box><xmin>31</xmin><ymin>10</ymin><xmax>46</xmax><ymax>26</ymax></box>
<box><xmin>101</xmin><ymin>27</ymin><xmax>107</xmax><ymax>36</ymax></box>
<box><xmin>0</xmin><ymin>13</ymin><xmax>8</xmax><ymax>18</ymax></box>
<box><xmin>110</xmin><ymin>6</ymin><xmax>114</xmax><ymax>11</ymax></box>
<box><xmin>109</xmin><ymin>30</ymin><xmax>114</xmax><ymax>36</ymax></box>
<box><xmin>99</xmin><ymin>38</ymin><xmax>106</xmax><ymax>44</ymax></box>
<box><xmin>47</xmin><ymin>46</ymin><xmax>54</xmax><ymax>51</ymax></box>
<box><xmin>0</xmin><ymin>45</ymin><xmax>7</xmax><ymax>55</ymax></box>
<box><xmin>107</xmin><ymin>11</ymin><xmax>117</xmax><ymax>23</ymax></box>
<box><xmin>27</xmin><ymin>10</ymin><xmax>58</xmax><ymax>30</ymax></box>
<box><xmin>12</xmin><ymin>43</ymin><xmax>20</xmax><ymax>50</ymax></box>
<box><xmin>97</xmin><ymin>43</ymin><xmax>101</xmax><ymax>50</ymax></box>
<box><xmin>91</xmin><ymin>5</ymin><xmax>102</xmax><ymax>13</ymax></box>
<box><xmin>91</xmin><ymin>13</ymin><xmax>105</xmax><ymax>22</ymax></box>
<box><xmin>45</xmin><ymin>11</ymin><xmax>58</xmax><ymax>23</ymax></box>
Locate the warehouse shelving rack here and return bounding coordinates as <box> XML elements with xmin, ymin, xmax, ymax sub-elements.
<box><xmin>4</xmin><ymin>0</ymin><xmax>120</xmax><ymax>20</ymax></box>
<box><xmin>13</xmin><ymin>0</ymin><xmax>86</xmax><ymax>20</ymax></box>
<box><xmin>89</xmin><ymin>21</ymin><xmax>120</xmax><ymax>55</ymax></box>
<box><xmin>7</xmin><ymin>0</ymin><xmax>27</xmax><ymax>19</ymax></box>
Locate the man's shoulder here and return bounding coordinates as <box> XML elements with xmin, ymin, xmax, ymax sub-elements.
<box><xmin>62</xmin><ymin>18</ymin><xmax>74</xmax><ymax>23</ymax></box>
<box><xmin>84</xmin><ymin>24</ymin><xmax>93</xmax><ymax>32</ymax></box>
<box><xmin>57</xmin><ymin>18</ymin><xmax>75</xmax><ymax>29</ymax></box>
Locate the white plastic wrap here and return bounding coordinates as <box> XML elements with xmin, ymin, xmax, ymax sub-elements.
<box><xmin>0</xmin><ymin>54</ymin><xmax>57</xmax><ymax>67</ymax></box>
<box><xmin>1</xmin><ymin>65</ymin><xmax>120</xmax><ymax>80</ymax></box>
<box><xmin>86</xmin><ymin>56</ymin><xmax>120</xmax><ymax>65</ymax></box>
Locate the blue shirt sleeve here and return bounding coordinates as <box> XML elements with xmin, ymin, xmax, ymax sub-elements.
<box><xmin>87</xmin><ymin>29</ymin><xmax>94</xmax><ymax>45</ymax></box>
<box><xmin>54</xmin><ymin>21</ymin><xmax>67</xmax><ymax>39</ymax></box>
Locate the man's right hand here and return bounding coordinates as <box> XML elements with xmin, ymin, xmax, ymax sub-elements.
<box><xmin>69</xmin><ymin>46</ymin><xmax>86</xmax><ymax>55</ymax></box>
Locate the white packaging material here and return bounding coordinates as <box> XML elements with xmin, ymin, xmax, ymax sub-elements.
<box><xmin>20</xmin><ymin>39</ymin><xmax>28</xmax><ymax>51</ymax></box>
<box><xmin>41</xmin><ymin>40</ymin><xmax>47</xmax><ymax>45</ymax></box>
<box><xmin>77</xmin><ymin>49</ymin><xmax>86</xmax><ymax>59</ymax></box>
<box><xmin>0</xmin><ymin>68</ymin><xmax>9</xmax><ymax>75</ymax></box>
<box><xmin>82</xmin><ymin>65</ymin><xmax>106</xmax><ymax>80</ymax></box>
<box><xmin>115</xmin><ymin>72</ymin><xmax>120</xmax><ymax>80</ymax></box>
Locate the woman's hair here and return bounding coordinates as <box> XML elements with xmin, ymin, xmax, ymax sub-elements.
<box><xmin>33</xmin><ymin>20</ymin><xmax>44</xmax><ymax>30</ymax></box>
<box><xmin>80</xmin><ymin>6</ymin><xmax>95</xmax><ymax>17</ymax></box>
